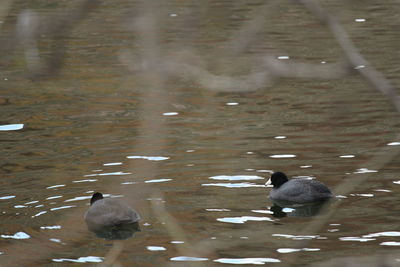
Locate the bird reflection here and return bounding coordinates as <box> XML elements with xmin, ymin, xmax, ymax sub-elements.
<box><xmin>270</xmin><ymin>200</ymin><xmax>330</xmax><ymax>218</ymax></box>
<box><xmin>86</xmin><ymin>221</ymin><xmax>140</xmax><ymax>240</ymax></box>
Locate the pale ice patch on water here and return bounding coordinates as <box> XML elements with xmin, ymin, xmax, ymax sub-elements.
<box><xmin>226</xmin><ymin>102</ymin><xmax>239</xmax><ymax>106</ymax></box>
<box><xmin>1</xmin><ymin>232</ymin><xmax>30</xmax><ymax>239</ymax></box>
<box><xmin>217</xmin><ymin>216</ymin><xmax>273</xmax><ymax>224</ymax></box>
<box><xmin>127</xmin><ymin>155</ymin><xmax>170</xmax><ymax>161</ymax></box>
<box><xmin>52</xmin><ymin>256</ymin><xmax>104</xmax><ymax>263</ymax></box>
<box><xmin>0</xmin><ymin>124</ymin><xmax>24</xmax><ymax>131</ymax></box>
<box><xmin>170</xmin><ymin>256</ymin><xmax>208</xmax><ymax>261</ymax></box>
<box><xmin>274</xmin><ymin>136</ymin><xmax>286</xmax><ymax>139</ymax></box>
<box><xmin>214</xmin><ymin>258</ymin><xmax>281</xmax><ymax>264</ymax></box>
<box><xmin>202</xmin><ymin>183</ymin><xmax>265</xmax><ymax>188</ymax></box>
<box><xmin>339</xmin><ymin>155</ymin><xmax>355</xmax><ymax>158</ymax></box>
<box><xmin>209</xmin><ymin>175</ymin><xmax>264</xmax><ymax>181</ymax></box>
<box><xmin>393</xmin><ymin>181</ymin><xmax>400</xmax><ymax>185</ymax></box>
<box><xmin>269</xmin><ymin>154</ymin><xmax>296</xmax><ymax>158</ymax></box>
<box><xmin>147</xmin><ymin>246</ymin><xmax>167</xmax><ymax>251</ymax></box>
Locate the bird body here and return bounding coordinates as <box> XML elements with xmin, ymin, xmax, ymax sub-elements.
<box><xmin>267</xmin><ymin>172</ymin><xmax>333</xmax><ymax>203</ymax></box>
<box><xmin>84</xmin><ymin>193</ymin><xmax>140</xmax><ymax>227</ymax></box>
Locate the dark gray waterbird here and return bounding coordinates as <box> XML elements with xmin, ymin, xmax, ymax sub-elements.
<box><xmin>266</xmin><ymin>172</ymin><xmax>333</xmax><ymax>203</ymax></box>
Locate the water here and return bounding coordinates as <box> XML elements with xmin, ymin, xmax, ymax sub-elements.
<box><xmin>1</xmin><ymin>0</ymin><xmax>400</xmax><ymax>266</ymax></box>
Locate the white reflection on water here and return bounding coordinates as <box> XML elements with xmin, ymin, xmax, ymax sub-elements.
<box><xmin>32</xmin><ymin>211</ymin><xmax>47</xmax><ymax>218</ymax></box>
<box><xmin>251</xmin><ymin>210</ymin><xmax>273</xmax><ymax>214</ymax></box>
<box><xmin>171</xmin><ymin>241</ymin><xmax>184</xmax><ymax>244</ymax></box>
<box><xmin>0</xmin><ymin>124</ymin><xmax>24</xmax><ymax>131</ymax></box>
<box><xmin>339</xmin><ymin>237</ymin><xmax>375</xmax><ymax>242</ymax></box>
<box><xmin>52</xmin><ymin>256</ymin><xmax>104</xmax><ymax>263</ymax></box>
<box><xmin>380</xmin><ymin>242</ymin><xmax>400</xmax><ymax>246</ymax></box>
<box><xmin>209</xmin><ymin>175</ymin><xmax>264</xmax><ymax>181</ymax></box>
<box><xmin>393</xmin><ymin>181</ymin><xmax>400</xmax><ymax>185</ymax></box>
<box><xmin>46</xmin><ymin>196</ymin><xmax>62</xmax><ymax>200</ymax></box>
<box><xmin>162</xmin><ymin>112</ymin><xmax>179</xmax><ymax>116</ymax></box>
<box><xmin>145</xmin><ymin>178</ymin><xmax>172</xmax><ymax>183</ymax></box>
<box><xmin>274</xmin><ymin>136</ymin><xmax>286</xmax><ymax>139</ymax></box>
<box><xmin>50</xmin><ymin>205</ymin><xmax>76</xmax><ymax>211</ymax></box>
<box><xmin>339</xmin><ymin>155</ymin><xmax>355</xmax><ymax>158</ymax></box>
<box><xmin>170</xmin><ymin>256</ymin><xmax>208</xmax><ymax>261</ymax></box>
<box><xmin>277</xmin><ymin>248</ymin><xmax>320</xmax><ymax>253</ymax></box>
<box><xmin>1</xmin><ymin>232</ymin><xmax>30</xmax><ymax>239</ymax></box>
<box><xmin>64</xmin><ymin>196</ymin><xmax>92</xmax><ymax>202</ymax></box>
<box><xmin>103</xmin><ymin>162</ymin><xmax>123</xmax><ymax>166</ymax></box>
<box><xmin>353</xmin><ymin>168</ymin><xmax>378</xmax><ymax>174</ymax></box>
<box><xmin>84</xmin><ymin>171</ymin><xmax>131</xmax><ymax>177</ymax></box>
<box><xmin>202</xmin><ymin>183</ymin><xmax>265</xmax><ymax>188</ymax></box>
<box><xmin>363</xmin><ymin>232</ymin><xmax>400</xmax><ymax>237</ymax></box>
<box><xmin>273</xmin><ymin>234</ymin><xmax>319</xmax><ymax>240</ymax></box>
<box><xmin>214</xmin><ymin>258</ymin><xmax>281</xmax><ymax>264</ymax></box>
<box><xmin>40</xmin><ymin>225</ymin><xmax>61</xmax><ymax>230</ymax></box>
<box><xmin>269</xmin><ymin>154</ymin><xmax>296</xmax><ymax>158</ymax></box>
<box><xmin>350</xmin><ymin>193</ymin><xmax>374</xmax><ymax>197</ymax></box>
<box><xmin>0</xmin><ymin>196</ymin><xmax>15</xmax><ymax>200</ymax></box>
<box><xmin>146</xmin><ymin>246</ymin><xmax>166</xmax><ymax>251</ymax></box>
<box><xmin>206</xmin><ymin>208</ymin><xmax>231</xmax><ymax>212</ymax></box>
<box><xmin>217</xmin><ymin>216</ymin><xmax>273</xmax><ymax>224</ymax></box>
<box><xmin>72</xmin><ymin>179</ymin><xmax>98</xmax><ymax>183</ymax></box>
<box><xmin>387</xmin><ymin>142</ymin><xmax>400</xmax><ymax>146</ymax></box>
<box><xmin>46</xmin><ymin>184</ymin><xmax>66</xmax><ymax>189</ymax></box>
<box><xmin>300</xmin><ymin>165</ymin><xmax>312</xmax><ymax>168</ymax></box>
<box><xmin>127</xmin><ymin>155</ymin><xmax>169</xmax><ymax>161</ymax></box>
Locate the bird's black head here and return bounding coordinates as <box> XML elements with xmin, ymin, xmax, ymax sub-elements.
<box><xmin>90</xmin><ymin>192</ymin><xmax>104</xmax><ymax>205</ymax></box>
<box><xmin>269</xmin><ymin>172</ymin><xmax>289</xmax><ymax>188</ymax></box>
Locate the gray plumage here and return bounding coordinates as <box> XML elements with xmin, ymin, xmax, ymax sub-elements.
<box><xmin>267</xmin><ymin>172</ymin><xmax>333</xmax><ymax>203</ymax></box>
<box><xmin>85</xmin><ymin>193</ymin><xmax>140</xmax><ymax>227</ymax></box>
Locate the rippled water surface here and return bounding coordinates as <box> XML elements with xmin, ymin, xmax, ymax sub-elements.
<box><xmin>1</xmin><ymin>0</ymin><xmax>400</xmax><ymax>266</ymax></box>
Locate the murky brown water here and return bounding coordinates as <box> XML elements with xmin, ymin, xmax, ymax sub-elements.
<box><xmin>1</xmin><ymin>0</ymin><xmax>400</xmax><ymax>266</ymax></box>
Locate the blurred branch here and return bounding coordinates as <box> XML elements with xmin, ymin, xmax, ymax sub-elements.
<box><xmin>297</xmin><ymin>0</ymin><xmax>400</xmax><ymax>111</ymax></box>
<box><xmin>2</xmin><ymin>0</ymin><xmax>99</xmax><ymax>79</ymax></box>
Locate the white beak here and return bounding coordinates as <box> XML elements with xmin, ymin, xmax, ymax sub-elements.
<box><xmin>265</xmin><ymin>178</ymin><xmax>272</xmax><ymax>187</ymax></box>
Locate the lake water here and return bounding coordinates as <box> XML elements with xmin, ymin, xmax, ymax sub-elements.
<box><xmin>1</xmin><ymin>0</ymin><xmax>400</xmax><ymax>266</ymax></box>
